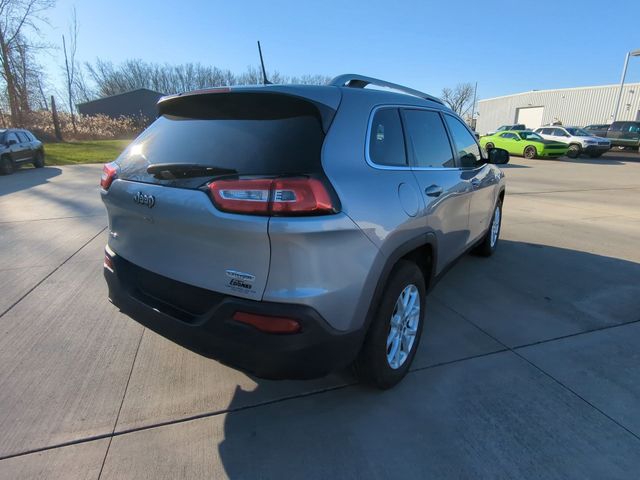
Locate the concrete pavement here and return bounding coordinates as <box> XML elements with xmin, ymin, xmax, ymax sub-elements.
<box><xmin>0</xmin><ymin>153</ymin><xmax>639</xmax><ymax>479</ymax></box>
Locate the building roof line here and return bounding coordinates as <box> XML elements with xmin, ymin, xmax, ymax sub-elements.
<box><xmin>479</xmin><ymin>82</ymin><xmax>640</xmax><ymax>103</ymax></box>
<box><xmin>76</xmin><ymin>88</ymin><xmax>165</xmax><ymax>107</ymax></box>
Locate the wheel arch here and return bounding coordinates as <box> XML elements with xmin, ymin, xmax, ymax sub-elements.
<box><xmin>362</xmin><ymin>233</ymin><xmax>438</xmax><ymax>335</ymax></box>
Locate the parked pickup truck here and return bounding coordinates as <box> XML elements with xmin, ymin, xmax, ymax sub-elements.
<box><xmin>584</xmin><ymin>121</ymin><xmax>640</xmax><ymax>151</ymax></box>
<box><xmin>606</xmin><ymin>121</ymin><xmax>640</xmax><ymax>150</ymax></box>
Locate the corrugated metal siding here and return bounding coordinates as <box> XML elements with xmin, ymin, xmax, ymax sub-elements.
<box><xmin>476</xmin><ymin>83</ymin><xmax>640</xmax><ymax>134</ymax></box>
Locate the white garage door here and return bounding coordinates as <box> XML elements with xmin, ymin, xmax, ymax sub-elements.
<box><xmin>516</xmin><ymin>107</ymin><xmax>544</xmax><ymax>129</ymax></box>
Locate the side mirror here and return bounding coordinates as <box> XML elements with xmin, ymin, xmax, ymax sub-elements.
<box><xmin>488</xmin><ymin>148</ymin><xmax>509</xmax><ymax>165</ymax></box>
<box><xmin>7</xmin><ymin>139</ymin><xmax>16</xmax><ymax>146</ymax></box>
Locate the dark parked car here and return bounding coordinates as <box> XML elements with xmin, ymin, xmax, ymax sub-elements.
<box><xmin>583</xmin><ymin>124</ymin><xmax>610</xmax><ymax>138</ymax></box>
<box><xmin>0</xmin><ymin>128</ymin><xmax>45</xmax><ymax>175</ymax></box>
<box><xmin>606</xmin><ymin>121</ymin><xmax>640</xmax><ymax>150</ymax></box>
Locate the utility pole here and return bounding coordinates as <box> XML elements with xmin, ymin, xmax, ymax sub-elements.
<box><xmin>50</xmin><ymin>96</ymin><xmax>63</xmax><ymax>141</ymax></box>
<box><xmin>471</xmin><ymin>81</ymin><xmax>478</xmax><ymax>130</ymax></box>
<box><xmin>612</xmin><ymin>49</ymin><xmax>640</xmax><ymax>122</ymax></box>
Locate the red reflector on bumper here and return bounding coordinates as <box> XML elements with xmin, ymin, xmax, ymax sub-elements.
<box><xmin>104</xmin><ymin>255</ymin><xmax>114</xmax><ymax>272</ymax></box>
<box><xmin>232</xmin><ymin>311</ymin><xmax>301</xmax><ymax>334</ymax></box>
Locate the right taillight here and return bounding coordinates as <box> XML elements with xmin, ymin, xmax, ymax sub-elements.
<box><xmin>208</xmin><ymin>177</ymin><xmax>336</xmax><ymax>216</ymax></box>
<box><xmin>100</xmin><ymin>162</ymin><xmax>119</xmax><ymax>190</ymax></box>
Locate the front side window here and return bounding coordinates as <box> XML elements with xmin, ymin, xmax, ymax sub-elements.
<box><xmin>5</xmin><ymin>132</ymin><xmax>19</xmax><ymax>144</ymax></box>
<box><xmin>444</xmin><ymin>115</ymin><xmax>481</xmax><ymax>168</ymax></box>
<box><xmin>16</xmin><ymin>132</ymin><xmax>29</xmax><ymax>142</ymax></box>
<box><xmin>519</xmin><ymin>131</ymin><xmax>544</xmax><ymax>141</ymax></box>
<box><xmin>566</xmin><ymin>128</ymin><xmax>590</xmax><ymax>136</ymax></box>
<box><xmin>368</xmin><ymin>108</ymin><xmax>407</xmax><ymax>167</ymax></box>
<box><xmin>402</xmin><ymin>109</ymin><xmax>454</xmax><ymax>168</ymax></box>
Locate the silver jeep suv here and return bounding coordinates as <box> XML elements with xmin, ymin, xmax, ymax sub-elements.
<box><xmin>101</xmin><ymin>74</ymin><xmax>508</xmax><ymax>389</ymax></box>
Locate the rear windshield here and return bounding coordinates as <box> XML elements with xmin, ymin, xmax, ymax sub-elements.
<box><xmin>116</xmin><ymin>94</ymin><xmax>327</xmax><ymax>187</ymax></box>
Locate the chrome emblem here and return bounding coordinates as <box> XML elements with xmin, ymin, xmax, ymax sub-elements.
<box><xmin>133</xmin><ymin>191</ymin><xmax>155</xmax><ymax>208</ymax></box>
<box><xmin>225</xmin><ymin>270</ymin><xmax>255</xmax><ymax>282</ymax></box>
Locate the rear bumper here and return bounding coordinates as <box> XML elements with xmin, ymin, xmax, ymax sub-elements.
<box><xmin>104</xmin><ymin>251</ymin><xmax>364</xmax><ymax>379</ymax></box>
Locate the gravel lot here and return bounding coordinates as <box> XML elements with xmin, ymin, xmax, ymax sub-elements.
<box><xmin>1</xmin><ymin>152</ymin><xmax>639</xmax><ymax>479</ymax></box>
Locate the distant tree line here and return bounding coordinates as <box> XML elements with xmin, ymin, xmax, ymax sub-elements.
<box><xmin>83</xmin><ymin>60</ymin><xmax>332</xmax><ymax>98</ymax></box>
<box><xmin>0</xmin><ymin>0</ymin><xmax>55</xmax><ymax>127</ymax></box>
<box><xmin>0</xmin><ymin>0</ymin><xmax>331</xmax><ymax>131</ymax></box>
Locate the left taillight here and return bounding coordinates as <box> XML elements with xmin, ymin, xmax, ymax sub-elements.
<box><xmin>100</xmin><ymin>162</ymin><xmax>119</xmax><ymax>190</ymax></box>
<box><xmin>208</xmin><ymin>177</ymin><xmax>336</xmax><ymax>216</ymax></box>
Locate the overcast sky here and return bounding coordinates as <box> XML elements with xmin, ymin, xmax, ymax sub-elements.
<box><xmin>39</xmin><ymin>0</ymin><xmax>640</xmax><ymax>100</ymax></box>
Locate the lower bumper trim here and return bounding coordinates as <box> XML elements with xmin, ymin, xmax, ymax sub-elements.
<box><xmin>104</xmin><ymin>252</ymin><xmax>364</xmax><ymax>379</ymax></box>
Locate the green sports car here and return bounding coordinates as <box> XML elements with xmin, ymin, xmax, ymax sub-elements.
<box><xmin>480</xmin><ymin>130</ymin><xmax>569</xmax><ymax>159</ymax></box>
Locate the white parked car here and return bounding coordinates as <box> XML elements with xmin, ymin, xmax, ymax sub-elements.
<box><xmin>534</xmin><ymin>126</ymin><xmax>611</xmax><ymax>158</ymax></box>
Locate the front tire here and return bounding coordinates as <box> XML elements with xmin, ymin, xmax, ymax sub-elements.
<box><xmin>485</xmin><ymin>142</ymin><xmax>495</xmax><ymax>150</ymax></box>
<box><xmin>474</xmin><ymin>200</ymin><xmax>502</xmax><ymax>257</ymax></box>
<box><xmin>524</xmin><ymin>146</ymin><xmax>537</xmax><ymax>159</ymax></box>
<box><xmin>567</xmin><ymin>144</ymin><xmax>581</xmax><ymax>158</ymax></box>
<box><xmin>0</xmin><ymin>155</ymin><xmax>13</xmax><ymax>175</ymax></box>
<box><xmin>33</xmin><ymin>151</ymin><xmax>45</xmax><ymax>168</ymax></box>
<box><xmin>354</xmin><ymin>260</ymin><xmax>426</xmax><ymax>389</ymax></box>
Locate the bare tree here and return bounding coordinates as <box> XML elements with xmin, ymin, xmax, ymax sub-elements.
<box><xmin>85</xmin><ymin>59</ymin><xmax>330</xmax><ymax>98</ymax></box>
<box><xmin>62</xmin><ymin>5</ymin><xmax>77</xmax><ymax>131</ymax></box>
<box><xmin>441</xmin><ymin>82</ymin><xmax>474</xmax><ymax>115</ymax></box>
<box><xmin>0</xmin><ymin>0</ymin><xmax>55</xmax><ymax>126</ymax></box>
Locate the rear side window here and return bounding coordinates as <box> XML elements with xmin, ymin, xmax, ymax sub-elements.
<box><xmin>117</xmin><ymin>93</ymin><xmax>328</xmax><ymax>186</ymax></box>
<box><xmin>402</xmin><ymin>109</ymin><xmax>454</xmax><ymax>168</ymax></box>
<box><xmin>609</xmin><ymin>122</ymin><xmax>624</xmax><ymax>131</ymax></box>
<box><xmin>444</xmin><ymin>115</ymin><xmax>481</xmax><ymax>168</ymax></box>
<box><xmin>368</xmin><ymin>108</ymin><xmax>407</xmax><ymax>167</ymax></box>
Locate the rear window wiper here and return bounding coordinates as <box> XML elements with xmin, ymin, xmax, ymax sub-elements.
<box><xmin>147</xmin><ymin>163</ymin><xmax>237</xmax><ymax>179</ymax></box>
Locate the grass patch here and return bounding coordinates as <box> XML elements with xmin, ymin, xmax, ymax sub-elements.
<box><xmin>44</xmin><ymin>140</ymin><xmax>131</xmax><ymax>166</ymax></box>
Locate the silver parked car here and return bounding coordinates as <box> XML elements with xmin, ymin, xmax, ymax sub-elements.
<box><xmin>100</xmin><ymin>75</ymin><xmax>508</xmax><ymax>389</ymax></box>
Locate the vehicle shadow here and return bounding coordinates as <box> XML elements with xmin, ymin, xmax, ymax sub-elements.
<box><xmin>0</xmin><ymin>166</ymin><xmax>62</xmax><ymax>196</ymax></box>
<box><xmin>500</xmin><ymin>162</ymin><xmax>531</xmax><ymax>168</ymax></box>
<box><xmin>216</xmin><ymin>240</ymin><xmax>640</xmax><ymax>478</ymax></box>
<box><xmin>536</xmin><ymin>151</ymin><xmax>639</xmax><ymax>165</ymax></box>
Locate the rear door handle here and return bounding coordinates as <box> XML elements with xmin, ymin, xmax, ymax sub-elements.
<box><xmin>425</xmin><ymin>185</ymin><xmax>444</xmax><ymax>197</ymax></box>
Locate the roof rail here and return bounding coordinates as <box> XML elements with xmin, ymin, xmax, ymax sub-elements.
<box><xmin>329</xmin><ymin>74</ymin><xmax>443</xmax><ymax>105</ymax></box>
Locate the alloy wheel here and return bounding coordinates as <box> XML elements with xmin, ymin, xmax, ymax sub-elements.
<box><xmin>490</xmin><ymin>205</ymin><xmax>501</xmax><ymax>247</ymax></box>
<box><xmin>386</xmin><ymin>284</ymin><xmax>421</xmax><ymax>369</ymax></box>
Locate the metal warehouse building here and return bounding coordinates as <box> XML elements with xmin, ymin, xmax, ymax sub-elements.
<box><xmin>476</xmin><ymin>82</ymin><xmax>640</xmax><ymax>135</ymax></box>
<box><xmin>77</xmin><ymin>88</ymin><xmax>164</xmax><ymax>121</ymax></box>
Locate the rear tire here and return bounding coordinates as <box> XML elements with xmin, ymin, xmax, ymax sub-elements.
<box><xmin>524</xmin><ymin>146</ymin><xmax>537</xmax><ymax>159</ymax></box>
<box><xmin>567</xmin><ymin>144</ymin><xmax>581</xmax><ymax>158</ymax></box>
<box><xmin>0</xmin><ymin>155</ymin><xmax>13</xmax><ymax>175</ymax></box>
<box><xmin>354</xmin><ymin>260</ymin><xmax>426</xmax><ymax>389</ymax></box>
<box><xmin>474</xmin><ymin>200</ymin><xmax>502</xmax><ymax>257</ymax></box>
<box><xmin>33</xmin><ymin>151</ymin><xmax>45</xmax><ymax>168</ymax></box>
